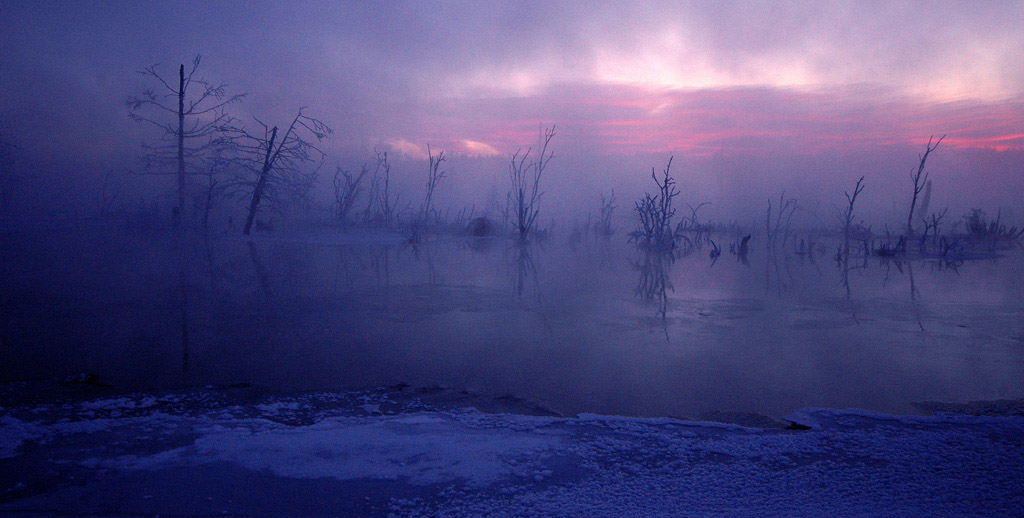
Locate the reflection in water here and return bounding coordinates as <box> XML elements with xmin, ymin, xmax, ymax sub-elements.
<box><xmin>633</xmin><ymin>249</ymin><xmax>674</xmax><ymax>321</ymax></box>
<box><xmin>2</xmin><ymin>229</ymin><xmax>1023</xmax><ymax>419</ymax></box>
<box><xmin>505</xmin><ymin>242</ymin><xmax>541</xmax><ymax>304</ymax></box>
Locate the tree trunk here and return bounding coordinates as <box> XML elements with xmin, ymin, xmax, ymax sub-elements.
<box><xmin>175</xmin><ymin>64</ymin><xmax>185</xmax><ymax>228</ymax></box>
<box><xmin>243</xmin><ymin>126</ymin><xmax>278</xmax><ymax>235</ymax></box>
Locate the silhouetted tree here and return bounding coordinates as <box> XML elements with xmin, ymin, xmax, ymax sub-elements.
<box><xmin>407</xmin><ymin>146</ymin><xmax>446</xmax><ymax>243</ymax></box>
<box><xmin>507</xmin><ymin>126</ymin><xmax>555</xmax><ymax>241</ymax></box>
<box><xmin>224</xmin><ymin>108</ymin><xmax>331</xmax><ymax>234</ymax></box>
<box><xmin>841</xmin><ymin>177</ymin><xmax>865</xmax><ymax>242</ymax></box>
<box><xmin>127</xmin><ymin>55</ymin><xmax>244</xmax><ymax>227</ymax></box>
<box><xmin>597</xmin><ymin>190</ymin><xmax>617</xmax><ymax>236</ymax></box>
<box><xmin>836</xmin><ymin>176</ymin><xmax>866</xmax><ymax>262</ymax></box>
<box><xmin>906</xmin><ymin>135</ymin><xmax>944</xmax><ymax>235</ymax></box>
<box><xmin>362</xmin><ymin>149</ymin><xmax>398</xmax><ymax>227</ymax></box>
<box><xmin>333</xmin><ymin>165</ymin><xmax>368</xmax><ymax>226</ymax></box>
<box><xmin>632</xmin><ymin>157</ymin><xmax>679</xmax><ymax>250</ymax></box>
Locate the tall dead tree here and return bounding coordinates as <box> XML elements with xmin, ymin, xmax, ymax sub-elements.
<box><xmin>225</xmin><ymin>108</ymin><xmax>332</xmax><ymax>234</ymax></box>
<box><xmin>127</xmin><ymin>55</ymin><xmax>244</xmax><ymax>227</ymax></box>
<box><xmin>333</xmin><ymin>165</ymin><xmax>368</xmax><ymax>226</ymax></box>
<box><xmin>407</xmin><ymin>146</ymin><xmax>447</xmax><ymax>243</ymax></box>
<box><xmin>906</xmin><ymin>135</ymin><xmax>944</xmax><ymax>235</ymax></box>
<box><xmin>362</xmin><ymin>149</ymin><xmax>398</xmax><ymax>226</ymax></box>
<box><xmin>507</xmin><ymin>126</ymin><xmax>555</xmax><ymax>241</ymax></box>
<box><xmin>840</xmin><ymin>176</ymin><xmax>865</xmax><ymax>257</ymax></box>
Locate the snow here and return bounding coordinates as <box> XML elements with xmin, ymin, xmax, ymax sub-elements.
<box><xmin>2</xmin><ymin>390</ymin><xmax>1022</xmax><ymax>516</ymax></box>
<box><xmin>0</xmin><ymin>416</ymin><xmax>41</xmax><ymax>459</ymax></box>
<box><xmin>122</xmin><ymin>414</ymin><xmax>566</xmax><ymax>486</ymax></box>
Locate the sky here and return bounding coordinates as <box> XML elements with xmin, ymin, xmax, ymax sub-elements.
<box><xmin>1</xmin><ymin>0</ymin><xmax>1023</xmax><ymax>223</ymax></box>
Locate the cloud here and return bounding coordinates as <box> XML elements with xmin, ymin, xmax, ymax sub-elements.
<box><xmin>386</xmin><ymin>138</ymin><xmax>426</xmax><ymax>159</ymax></box>
<box><xmin>2</xmin><ymin>0</ymin><xmax>1022</xmax><ymax>167</ymax></box>
<box><xmin>461</xmin><ymin>140</ymin><xmax>501</xmax><ymax>156</ymax></box>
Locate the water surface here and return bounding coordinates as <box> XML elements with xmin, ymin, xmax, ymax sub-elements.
<box><xmin>3</xmin><ymin>228</ymin><xmax>1022</xmax><ymax>419</ymax></box>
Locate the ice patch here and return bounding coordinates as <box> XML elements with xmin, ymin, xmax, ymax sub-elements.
<box><xmin>0</xmin><ymin>416</ymin><xmax>43</xmax><ymax>458</ymax></box>
<box><xmin>120</xmin><ymin>413</ymin><xmax>566</xmax><ymax>486</ymax></box>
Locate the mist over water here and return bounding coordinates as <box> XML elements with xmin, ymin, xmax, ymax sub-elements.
<box><xmin>4</xmin><ymin>226</ymin><xmax>1021</xmax><ymax>419</ymax></box>
<box><xmin>1</xmin><ymin>0</ymin><xmax>1022</xmax><ymax>421</ymax></box>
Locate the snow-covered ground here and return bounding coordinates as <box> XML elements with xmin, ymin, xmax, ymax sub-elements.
<box><xmin>1</xmin><ymin>385</ymin><xmax>1022</xmax><ymax>517</ymax></box>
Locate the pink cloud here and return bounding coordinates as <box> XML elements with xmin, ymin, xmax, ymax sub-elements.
<box><xmin>377</xmin><ymin>83</ymin><xmax>1024</xmax><ymax>159</ymax></box>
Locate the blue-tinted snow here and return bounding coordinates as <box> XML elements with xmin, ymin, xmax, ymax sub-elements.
<box><xmin>1</xmin><ymin>389</ymin><xmax>1021</xmax><ymax>516</ymax></box>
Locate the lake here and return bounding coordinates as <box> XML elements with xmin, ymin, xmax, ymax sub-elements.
<box><xmin>3</xmin><ymin>227</ymin><xmax>1022</xmax><ymax>420</ymax></box>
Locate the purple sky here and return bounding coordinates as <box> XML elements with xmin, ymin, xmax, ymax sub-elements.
<box><xmin>2</xmin><ymin>1</ymin><xmax>1022</xmax><ymax>221</ymax></box>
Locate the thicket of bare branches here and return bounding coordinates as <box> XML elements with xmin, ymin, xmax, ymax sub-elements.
<box><xmin>632</xmin><ymin>157</ymin><xmax>679</xmax><ymax>250</ymax></box>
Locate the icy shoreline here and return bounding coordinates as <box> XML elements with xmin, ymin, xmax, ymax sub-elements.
<box><xmin>2</xmin><ymin>386</ymin><xmax>1022</xmax><ymax>516</ymax></box>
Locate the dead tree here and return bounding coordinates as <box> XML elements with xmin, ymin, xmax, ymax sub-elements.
<box><xmin>127</xmin><ymin>55</ymin><xmax>244</xmax><ymax>227</ymax></box>
<box><xmin>507</xmin><ymin>126</ymin><xmax>555</xmax><ymax>241</ymax></box>
<box><xmin>408</xmin><ymin>146</ymin><xmax>446</xmax><ymax>242</ymax></box>
<box><xmin>682</xmin><ymin>202</ymin><xmax>710</xmax><ymax>231</ymax></box>
<box><xmin>920</xmin><ymin>207</ymin><xmax>948</xmax><ymax>252</ymax></box>
<box><xmin>841</xmin><ymin>177</ymin><xmax>866</xmax><ymax>238</ymax></box>
<box><xmin>225</xmin><ymin>108</ymin><xmax>332</xmax><ymax>234</ymax></box>
<box><xmin>906</xmin><ymin>135</ymin><xmax>944</xmax><ymax>235</ymax></box>
<box><xmin>840</xmin><ymin>176</ymin><xmax>866</xmax><ymax>257</ymax></box>
<box><xmin>632</xmin><ymin>157</ymin><xmax>679</xmax><ymax>250</ymax></box>
<box><xmin>333</xmin><ymin>165</ymin><xmax>368</xmax><ymax>226</ymax></box>
<box><xmin>424</xmin><ymin>147</ymin><xmax>446</xmax><ymax>217</ymax></box>
<box><xmin>362</xmin><ymin>149</ymin><xmax>398</xmax><ymax>226</ymax></box>
<box><xmin>597</xmin><ymin>190</ymin><xmax>617</xmax><ymax>236</ymax></box>
<box><xmin>765</xmin><ymin>192</ymin><xmax>797</xmax><ymax>249</ymax></box>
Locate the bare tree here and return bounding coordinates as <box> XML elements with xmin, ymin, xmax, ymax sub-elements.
<box><xmin>408</xmin><ymin>146</ymin><xmax>447</xmax><ymax>242</ymax></box>
<box><xmin>362</xmin><ymin>149</ymin><xmax>398</xmax><ymax>226</ymax></box>
<box><xmin>632</xmin><ymin>157</ymin><xmax>679</xmax><ymax>250</ymax></box>
<box><xmin>841</xmin><ymin>177</ymin><xmax>865</xmax><ymax>242</ymax></box>
<box><xmin>507</xmin><ymin>126</ymin><xmax>555</xmax><ymax>241</ymax></box>
<box><xmin>332</xmin><ymin>165</ymin><xmax>368</xmax><ymax>226</ymax></box>
<box><xmin>597</xmin><ymin>190</ymin><xmax>617</xmax><ymax>236</ymax></box>
<box><xmin>681</xmin><ymin>202</ymin><xmax>710</xmax><ymax>231</ymax></box>
<box><xmin>765</xmin><ymin>192</ymin><xmax>797</xmax><ymax>249</ymax></box>
<box><xmin>422</xmin><ymin>146</ymin><xmax>446</xmax><ymax>220</ymax></box>
<box><xmin>906</xmin><ymin>135</ymin><xmax>944</xmax><ymax>235</ymax></box>
<box><xmin>225</xmin><ymin>108</ymin><xmax>332</xmax><ymax>234</ymax></box>
<box><xmin>127</xmin><ymin>55</ymin><xmax>245</xmax><ymax>227</ymax></box>
<box><xmin>920</xmin><ymin>207</ymin><xmax>949</xmax><ymax>252</ymax></box>
<box><xmin>838</xmin><ymin>176</ymin><xmax>866</xmax><ymax>259</ymax></box>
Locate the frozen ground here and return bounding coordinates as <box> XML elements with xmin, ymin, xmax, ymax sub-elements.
<box><xmin>1</xmin><ymin>383</ymin><xmax>1021</xmax><ymax>517</ymax></box>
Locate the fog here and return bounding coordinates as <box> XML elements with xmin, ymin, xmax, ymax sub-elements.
<box><xmin>2</xmin><ymin>2</ymin><xmax>1023</xmax><ymax>232</ymax></box>
<box><xmin>4</xmin><ymin>3</ymin><xmax>1024</xmax><ymax>513</ymax></box>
